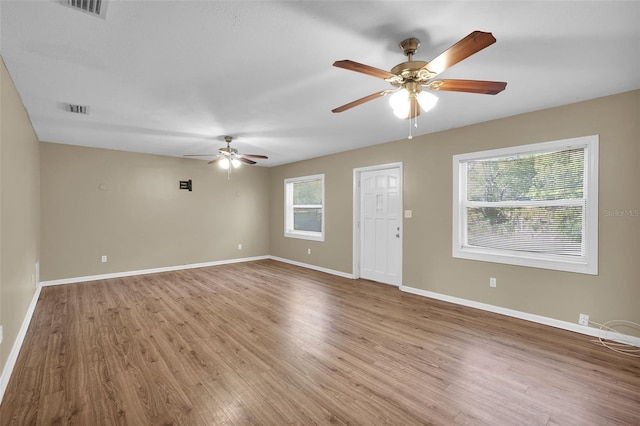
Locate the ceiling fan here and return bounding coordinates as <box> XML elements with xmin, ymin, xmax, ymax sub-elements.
<box><xmin>184</xmin><ymin>135</ymin><xmax>268</xmax><ymax>178</ymax></box>
<box><xmin>332</xmin><ymin>31</ymin><xmax>507</xmax><ymax>122</ymax></box>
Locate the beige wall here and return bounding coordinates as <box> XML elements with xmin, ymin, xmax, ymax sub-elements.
<box><xmin>40</xmin><ymin>143</ymin><xmax>270</xmax><ymax>280</ymax></box>
<box><xmin>270</xmin><ymin>90</ymin><xmax>640</xmax><ymax>327</ymax></box>
<box><xmin>0</xmin><ymin>57</ymin><xmax>41</xmax><ymax>371</ymax></box>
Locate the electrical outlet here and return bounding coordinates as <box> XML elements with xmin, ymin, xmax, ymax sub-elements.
<box><xmin>101</xmin><ymin>255</ymin><xmax>107</xmax><ymax>263</ymax></box>
<box><xmin>490</xmin><ymin>277</ymin><xmax>497</xmax><ymax>288</ymax></box>
<box><xmin>238</xmin><ymin>244</ymin><xmax>242</xmax><ymax>250</ymax></box>
<box><xmin>307</xmin><ymin>248</ymin><xmax>311</xmax><ymax>255</ymax></box>
<box><xmin>579</xmin><ymin>313</ymin><xmax>590</xmax><ymax>326</ymax></box>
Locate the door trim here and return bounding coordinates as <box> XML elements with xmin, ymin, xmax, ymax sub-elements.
<box><xmin>352</xmin><ymin>162</ymin><xmax>403</xmax><ymax>284</ymax></box>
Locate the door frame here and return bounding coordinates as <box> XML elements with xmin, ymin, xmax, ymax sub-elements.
<box><xmin>352</xmin><ymin>162</ymin><xmax>403</xmax><ymax>284</ymax></box>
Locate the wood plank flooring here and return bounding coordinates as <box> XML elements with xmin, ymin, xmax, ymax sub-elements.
<box><xmin>1</xmin><ymin>259</ymin><xmax>639</xmax><ymax>425</ymax></box>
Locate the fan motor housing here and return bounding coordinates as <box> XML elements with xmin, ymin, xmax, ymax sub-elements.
<box><xmin>219</xmin><ymin>147</ymin><xmax>238</xmax><ymax>155</ymax></box>
<box><xmin>390</xmin><ymin>61</ymin><xmax>430</xmax><ymax>82</ymax></box>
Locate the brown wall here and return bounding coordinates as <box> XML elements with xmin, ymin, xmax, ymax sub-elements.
<box><xmin>0</xmin><ymin>57</ymin><xmax>41</xmax><ymax>371</ymax></box>
<box><xmin>40</xmin><ymin>143</ymin><xmax>270</xmax><ymax>280</ymax></box>
<box><xmin>270</xmin><ymin>90</ymin><xmax>640</xmax><ymax>326</ymax></box>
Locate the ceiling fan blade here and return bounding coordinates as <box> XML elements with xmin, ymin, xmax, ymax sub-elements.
<box><xmin>208</xmin><ymin>157</ymin><xmax>225</xmax><ymax>165</ymax></box>
<box><xmin>183</xmin><ymin>154</ymin><xmax>217</xmax><ymax>157</ymax></box>
<box><xmin>428</xmin><ymin>79</ymin><xmax>507</xmax><ymax>95</ymax></box>
<box><xmin>238</xmin><ymin>157</ymin><xmax>257</xmax><ymax>165</ymax></box>
<box><xmin>423</xmin><ymin>31</ymin><xmax>497</xmax><ymax>77</ymax></box>
<box><xmin>333</xmin><ymin>60</ymin><xmax>397</xmax><ymax>80</ymax></box>
<box><xmin>332</xmin><ymin>90</ymin><xmax>389</xmax><ymax>113</ymax></box>
<box><xmin>241</xmin><ymin>154</ymin><xmax>269</xmax><ymax>159</ymax></box>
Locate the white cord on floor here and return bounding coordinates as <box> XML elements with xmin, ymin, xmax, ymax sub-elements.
<box><xmin>588</xmin><ymin>319</ymin><xmax>640</xmax><ymax>357</ymax></box>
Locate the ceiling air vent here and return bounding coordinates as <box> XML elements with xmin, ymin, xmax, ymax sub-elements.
<box><xmin>64</xmin><ymin>103</ymin><xmax>90</xmax><ymax>115</ymax></box>
<box><xmin>62</xmin><ymin>0</ymin><xmax>108</xmax><ymax>19</ymax></box>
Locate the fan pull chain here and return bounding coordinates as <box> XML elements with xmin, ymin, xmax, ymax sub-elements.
<box><xmin>408</xmin><ymin>98</ymin><xmax>414</xmax><ymax>139</ymax></box>
<box><xmin>408</xmin><ymin>101</ymin><xmax>419</xmax><ymax>140</ymax></box>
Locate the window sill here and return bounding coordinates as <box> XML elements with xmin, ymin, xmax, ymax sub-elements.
<box><xmin>453</xmin><ymin>246</ymin><xmax>597</xmax><ymax>275</ymax></box>
<box><xmin>285</xmin><ymin>231</ymin><xmax>324</xmax><ymax>242</ymax></box>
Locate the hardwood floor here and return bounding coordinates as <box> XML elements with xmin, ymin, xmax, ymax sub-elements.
<box><xmin>1</xmin><ymin>260</ymin><xmax>639</xmax><ymax>425</ymax></box>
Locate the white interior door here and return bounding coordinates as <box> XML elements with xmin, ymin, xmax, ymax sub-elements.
<box><xmin>359</xmin><ymin>167</ymin><xmax>402</xmax><ymax>286</ymax></box>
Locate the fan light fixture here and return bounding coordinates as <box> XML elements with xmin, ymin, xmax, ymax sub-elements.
<box><xmin>218</xmin><ymin>157</ymin><xmax>241</xmax><ymax>170</ymax></box>
<box><xmin>389</xmin><ymin>88</ymin><xmax>438</xmax><ymax>119</ymax></box>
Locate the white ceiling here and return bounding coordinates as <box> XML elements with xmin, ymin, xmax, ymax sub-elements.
<box><xmin>2</xmin><ymin>1</ymin><xmax>639</xmax><ymax>167</ymax></box>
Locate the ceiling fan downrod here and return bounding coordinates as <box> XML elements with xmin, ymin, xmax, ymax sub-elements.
<box><xmin>399</xmin><ymin>37</ymin><xmax>420</xmax><ymax>60</ymax></box>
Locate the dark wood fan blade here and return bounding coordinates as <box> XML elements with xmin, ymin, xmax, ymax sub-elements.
<box><xmin>208</xmin><ymin>157</ymin><xmax>225</xmax><ymax>165</ymax></box>
<box><xmin>333</xmin><ymin>60</ymin><xmax>397</xmax><ymax>80</ymax></box>
<box><xmin>428</xmin><ymin>79</ymin><xmax>507</xmax><ymax>95</ymax></box>
<box><xmin>241</xmin><ymin>154</ymin><xmax>268</xmax><ymax>159</ymax></box>
<box><xmin>238</xmin><ymin>157</ymin><xmax>257</xmax><ymax>165</ymax></box>
<box><xmin>423</xmin><ymin>31</ymin><xmax>497</xmax><ymax>77</ymax></box>
<box><xmin>332</xmin><ymin>91</ymin><xmax>388</xmax><ymax>113</ymax></box>
<box><xmin>183</xmin><ymin>154</ymin><xmax>217</xmax><ymax>157</ymax></box>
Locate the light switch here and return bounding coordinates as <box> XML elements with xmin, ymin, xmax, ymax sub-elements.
<box><xmin>404</xmin><ymin>210</ymin><xmax>413</xmax><ymax>218</ymax></box>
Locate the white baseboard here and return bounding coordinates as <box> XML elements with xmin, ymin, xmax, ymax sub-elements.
<box><xmin>400</xmin><ymin>285</ymin><xmax>640</xmax><ymax>348</ymax></box>
<box><xmin>38</xmin><ymin>255</ymin><xmax>352</xmax><ymax>287</ymax></box>
<box><xmin>2</xmin><ymin>255</ymin><xmax>270</xmax><ymax>404</ymax></box>
<box><xmin>40</xmin><ymin>255</ymin><xmax>270</xmax><ymax>287</ymax></box>
<box><xmin>268</xmin><ymin>256</ymin><xmax>354</xmax><ymax>279</ymax></box>
<box><xmin>0</xmin><ymin>284</ymin><xmax>41</xmax><ymax>404</ymax></box>
<box><xmin>8</xmin><ymin>257</ymin><xmax>636</xmax><ymax>409</ymax></box>
<box><xmin>1</xmin><ymin>254</ymin><xmax>348</xmax><ymax>405</ymax></box>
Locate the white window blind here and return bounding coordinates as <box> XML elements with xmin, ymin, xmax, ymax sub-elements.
<box><xmin>453</xmin><ymin>136</ymin><xmax>598</xmax><ymax>274</ymax></box>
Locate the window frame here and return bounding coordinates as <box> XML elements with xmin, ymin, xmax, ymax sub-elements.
<box><xmin>284</xmin><ymin>174</ymin><xmax>325</xmax><ymax>241</ymax></box>
<box><xmin>452</xmin><ymin>135</ymin><xmax>599</xmax><ymax>275</ymax></box>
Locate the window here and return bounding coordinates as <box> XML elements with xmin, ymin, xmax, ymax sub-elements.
<box><xmin>285</xmin><ymin>174</ymin><xmax>325</xmax><ymax>241</ymax></box>
<box><xmin>453</xmin><ymin>135</ymin><xmax>598</xmax><ymax>274</ymax></box>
